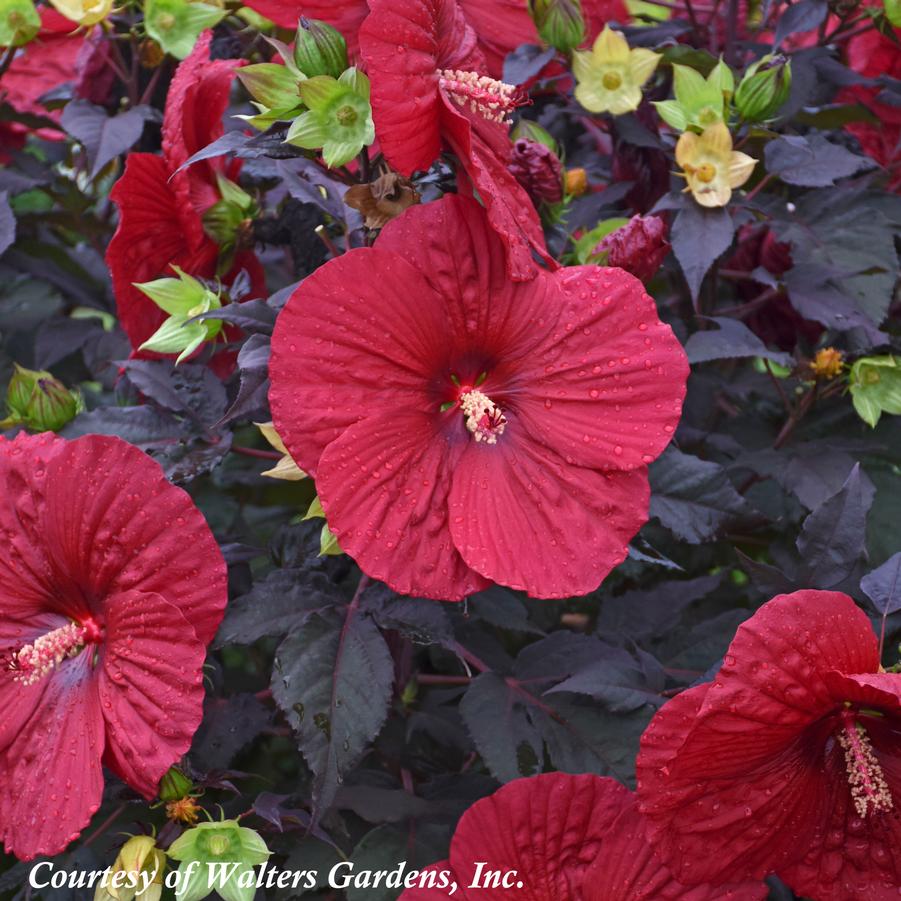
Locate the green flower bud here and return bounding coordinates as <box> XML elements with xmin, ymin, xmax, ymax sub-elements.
<box><xmin>293</xmin><ymin>17</ymin><xmax>348</xmax><ymax>78</ymax></box>
<box><xmin>849</xmin><ymin>355</ymin><xmax>901</xmax><ymax>428</ymax></box>
<box><xmin>158</xmin><ymin>766</ymin><xmax>194</xmax><ymax>803</ymax></box>
<box><xmin>734</xmin><ymin>54</ymin><xmax>791</xmax><ymax>122</ymax></box>
<box><xmin>529</xmin><ymin>0</ymin><xmax>585</xmax><ymax>53</ymax></box>
<box><xmin>2</xmin><ymin>364</ymin><xmax>81</xmax><ymax>432</ymax></box>
<box><xmin>143</xmin><ymin>0</ymin><xmax>225</xmax><ymax>60</ymax></box>
<box><xmin>168</xmin><ymin>821</ymin><xmax>270</xmax><ymax>901</ymax></box>
<box><xmin>285</xmin><ymin>67</ymin><xmax>375</xmax><ymax>168</ymax></box>
<box><xmin>0</xmin><ymin>0</ymin><xmax>39</xmax><ymax>47</ymax></box>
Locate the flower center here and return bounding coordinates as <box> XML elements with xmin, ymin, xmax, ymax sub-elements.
<box><xmin>459</xmin><ymin>389</ymin><xmax>507</xmax><ymax>445</ymax></box>
<box><xmin>602</xmin><ymin>71</ymin><xmax>623</xmax><ymax>90</ymax></box>
<box><xmin>438</xmin><ymin>69</ymin><xmax>520</xmax><ymax>124</ymax></box>
<box><xmin>7</xmin><ymin>621</ymin><xmax>98</xmax><ymax>687</ymax></box>
<box><xmin>156</xmin><ymin>11</ymin><xmax>176</xmax><ymax>29</ymax></box>
<box><xmin>837</xmin><ymin>710</ymin><xmax>893</xmax><ymax>818</ymax></box>
<box><xmin>695</xmin><ymin>163</ymin><xmax>717</xmax><ymax>183</ymax></box>
<box><xmin>336</xmin><ymin>105</ymin><xmax>358</xmax><ymax>126</ymax></box>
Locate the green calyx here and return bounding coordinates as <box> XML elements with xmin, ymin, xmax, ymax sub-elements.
<box><xmin>849</xmin><ymin>356</ymin><xmax>901</xmax><ymax>428</ymax></box>
<box><xmin>1</xmin><ymin>363</ymin><xmax>82</xmax><ymax>432</ymax></box>
<box><xmin>135</xmin><ymin>266</ymin><xmax>224</xmax><ymax>364</ymax></box>
<box><xmin>285</xmin><ymin>68</ymin><xmax>375</xmax><ymax>168</ymax></box>
<box><xmin>0</xmin><ymin>0</ymin><xmax>39</xmax><ymax>48</ymax></box>
<box><xmin>167</xmin><ymin>820</ymin><xmax>270</xmax><ymax>901</ymax></box>
<box><xmin>144</xmin><ymin>0</ymin><xmax>226</xmax><ymax>59</ymax></box>
<box><xmin>734</xmin><ymin>54</ymin><xmax>792</xmax><ymax>123</ymax></box>
<box><xmin>301</xmin><ymin>496</ymin><xmax>344</xmax><ymax>557</ymax></box>
<box><xmin>202</xmin><ymin>174</ymin><xmax>257</xmax><ymax>270</ymax></box>
<box><xmin>236</xmin><ymin>62</ymin><xmax>304</xmax><ymax>111</ymax></box>
<box><xmin>654</xmin><ymin>58</ymin><xmax>734</xmax><ymax>131</ymax></box>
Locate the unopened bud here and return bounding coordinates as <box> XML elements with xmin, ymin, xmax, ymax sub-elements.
<box><xmin>735</xmin><ymin>55</ymin><xmax>791</xmax><ymax>122</ymax></box>
<box><xmin>509</xmin><ymin>137</ymin><xmax>564</xmax><ymax>204</ymax></box>
<box><xmin>158</xmin><ymin>766</ymin><xmax>194</xmax><ymax>803</ymax></box>
<box><xmin>565</xmin><ymin>167</ymin><xmax>588</xmax><ymax>197</ymax></box>
<box><xmin>2</xmin><ymin>364</ymin><xmax>80</xmax><ymax>432</ymax></box>
<box><xmin>293</xmin><ymin>17</ymin><xmax>348</xmax><ymax>78</ymax></box>
<box><xmin>595</xmin><ymin>214</ymin><xmax>670</xmax><ymax>282</ymax></box>
<box><xmin>528</xmin><ymin>0</ymin><xmax>586</xmax><ymax>53</ymax></box>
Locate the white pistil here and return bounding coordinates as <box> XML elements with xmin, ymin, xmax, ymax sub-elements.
<box><xmin>438</xmin><ymin>69</ymin><xmax>518</xmax><ymax>124</ymax></box>
<box><xmin>837</xmin><ymin>713</ymin><xmax>893</xmax><ymax>818</ymax></box>
<box><xmin>9</xmin><ymin>622</ymin><xmax>86</xmax><ymax>686</ymax></box>
<box><xmin>459</xmin><ymin>389</ymin><xmax>507</xmax><ymax>444</ymax></box>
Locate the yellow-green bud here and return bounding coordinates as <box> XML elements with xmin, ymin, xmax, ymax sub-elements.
<box><xmin>2</xmin><ymin>364</ymin><xmax>80</xmax><ymax>432</ymax></box>
<box><xmin>158</xmin><ymin>766</ymin><xmax>194</xmax><ymax>803</ymax></box>
<box><xmin>528</xmin><ymin>0</ymin><xmax>586</xmax><ymax>53</ymax></box>
<box><xmin>735</xmin><ymin>55</ymin><xmax>792</xmax><ymax>122</ymax></box>
<box><xmin>293</xmin><ymin>17</ymin><xmax>348</xmax><ymax>78</ymax></box>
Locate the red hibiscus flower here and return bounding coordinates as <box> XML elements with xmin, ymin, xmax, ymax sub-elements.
<box><xmin>459</xmin><ymin>0</ymin><xmax>628</xmax><ymax>77</ymax></box>
<box><xmin>0</xmin><ymin>432</ymin><xmax>226</xmax><ymax>861</ymax></box>
<box><xmin>107</xmin><ymin>31</ymin><xmax>264</xmax><ymax>356</ymax></box>
<box><xmin>839</xmin><ymin>27</ymin><xmax>901</xmax><ymax>193</ymax></box>
<box><xmin>239</xmin><ymin>0</ymin><xmax>369</xmax><ymax>58</ymax></box>
<box><xmin>637</xmin><ymin>590</ymin><xmax>901</xmax><ymax>901</ymax></box>
<box><xmin>398</xmin><ymin>773</ymin><xmax>765</xmax><ymax>900</ymax></box>
<box><xmin>359</xmin><ymin>0</ymin><xmax>552</xmax><ymax>281</ymax></box>
<box><xmin>269</xmin><ymin>195</ymin><xmax>687</xmax><ymax>601</ymax></box>
<box><xmin>0</xmin><ymin>8</ymin><xmax>84</xmax><ymax>141</ymax></box>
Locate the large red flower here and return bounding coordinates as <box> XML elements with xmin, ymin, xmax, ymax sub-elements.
<box><xmin>107</xmin><ymin>31</ymin><xmax>263</xmax><ymax>355</ymax></box>
<box><xmin>398</xmin><ymin>773</ymin><xmax>765</xmax><ymax>900</ymax></box>
<box><xmin>0</xmin><ymin>432</ymin><xmax>227</xmax><ymax>861</ymax></box>
<box><xmin>269</xmin><ymin>195</ymin><xmax>687</xmax><ymax>601</ymax></box>
<box><xmin>359</xmin><ymin>0</ymin><xmax>551</xmax><ymax>281</ymax></box>
<box><xmin>637</xmin><ymin>590</ymin><xmax>901</xmax><ymax>901</ymax></box>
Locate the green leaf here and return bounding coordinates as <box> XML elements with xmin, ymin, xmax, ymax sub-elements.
<box><xmin>887</xmin><ymin>0</ymin><xmax>901</xmax><ymax>27</ymax></box>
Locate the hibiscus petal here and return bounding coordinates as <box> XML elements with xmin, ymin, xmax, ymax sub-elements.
<box><xmin>359</xmin><ymin>0</ymin><xmax>451</xmax><ymax>175</ymax></box>
<box><xmin>448</xmin><ymin>426</ymin><xmax>647</xmax><ymax>597</ymax></box>
<box><xmin>0</xmin><ymin>652</ymin><xmax>104</xmax><ymax>860</ymax></box>
<box><xmin>512</xmin><ymin>264</ymin><xmax>688</xmax><ymax>472</ymax></box>
<box><xmin>637</xmin><ymin>683</ymin><xmax>831</xmax><ymax>883</ymax></box>
<box><xmin>107</xmin><ymin>152</ymin><xmax>219</xmax><ymax>350</ymax></box>
<box><xmin>269</xmin><ymin>246</ymin><xmax>454</xmax><ymax>476</ymax></box>
<box><xmin>99</xmin><ymin>589</ymin><xmax>207</xmax><ymax>797</ymax></box>
<box><xmin>439</xmin><ymin>98</ymin><xmax>550</xmax><ymax>282</ymax></box>
<box><xmin>446</xmin><ymin>773</ymin><xmax>627</xmax><ymax>899</ymax></box>
<box><xmin>40</xmin><ymin>435</ymin><xmax>227</xmax><ymax>646</ymax></box>
<box><xmin>457</xmin><ymin>0</ymin><xmax>536</xmax><ymax>78</ymax></box>
<box><xmin>584</xmin><ymin>786</ymin><xmax>768</xmax><ymax>901</ymax></box>
<box><xmin>315</xmin><ymin>410</ymin><xmax>488</xmax><ymax>601</ymax></box>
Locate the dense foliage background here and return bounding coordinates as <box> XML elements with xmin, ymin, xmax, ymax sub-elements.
<box><xmin>0</xmin><ymin>0</ymin><xmax>899</xmax><ymax>897</ymax></box>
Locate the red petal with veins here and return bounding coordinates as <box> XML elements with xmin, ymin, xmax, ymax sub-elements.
<box><xmin>41</xmin><ymin>435</ymin><xmax>227</xmax><ymax>646</ymax></box>
<box><xmin>637</xmin><ymin>591</ymin><xmax>901</xmax><ymax>896</ymax></box>
<box><xmin>99</xmin><ymin>590</ymin><xmax>207</xmax><ymax>797</ymax></box>
<box><xmin>317</xmin><ymin>411</ymin><xmax>489</xmax><ymax>600</ymax></box>
<box><xmin>0</xmin><ymin>653</ymin><xmax>104</xmax><ymax>860</ymax></box>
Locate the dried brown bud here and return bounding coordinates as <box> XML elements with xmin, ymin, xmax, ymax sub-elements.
<box><xmin>810</xmin><ymin>347</ymin><xmax>844</xmax><ymax>380</ymax></box>
<box><xmin>345</xmin><ymin>171</ymin><xmax>420</xmax><ymax>229</ymax></box>
<box><xmin>565</xmin><ymin>167</ymin><xmax>588</xmax><ymax>197</ymax></box>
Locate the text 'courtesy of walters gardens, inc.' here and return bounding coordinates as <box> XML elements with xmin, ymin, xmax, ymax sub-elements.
<box><xmin>28</xmin><ymin>860</ymin><xmax>527</xmax><ymax>895</ymax></box>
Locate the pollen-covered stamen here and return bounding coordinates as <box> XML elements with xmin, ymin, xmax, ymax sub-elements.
<box><xmin>837</xmin><ymin>709</ymin><xmax>893</xmax><ymax>818</ymax></box>
<box><xmin>438</xmin><ymin>70</ymin><xmax>521</xmax><ymax>124</ymax></box>
<box><xmin>8</xmin><ymin>622</ymin><xmax>87</xmax><ymax>686</ymax></box>
<box><xmin>459</xmin><ymin>389</ymin><xmax>507</xmax><ymax>444</ymax></box>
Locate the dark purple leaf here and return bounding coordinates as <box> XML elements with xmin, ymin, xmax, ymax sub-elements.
<box><xmin>671</xmin><ymin>203</ymin><xmax>735</xmax><ymax>303</ymax></box>
<box><xmin>774</xmin><ymin>0</ymin><xmax>828</xmax><ymax>46</ymax></box>
<box><xmin>861</xmin><ymin>553</ymin><xmax>901</xmax><ymax>616</ymax></box>
<box><xmin>765</xmin><ymin>134</ymin><xmax>875</xmax><ymax>187</ymax></box>
<box><xmin>685</xmin><ymin>316</ymin><xmax>792</xmax><ymax>366</ymax></box>
<box><xmin>502</xmin><ymin>44</ymin><xmax>557</xmax><ymax>86</ymax></box>
<box><xmin>0</xmin><ymin>192</ymin><xmax>15</xmax><ymax>257</ymax></box>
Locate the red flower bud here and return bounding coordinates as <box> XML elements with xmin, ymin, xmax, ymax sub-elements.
<box><xmin>508</xmin><ymin>137</ymin><xmax>564</xmax><ymax>205</ymax></box>
<box><xmin>595</xmin><ymin>214</ymin><xmax>670</xmax><ymax>282</ymax></box>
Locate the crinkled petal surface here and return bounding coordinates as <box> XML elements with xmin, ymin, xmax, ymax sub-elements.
<box><xmin>447</xmin><ymin>773</ymin><xmax>629</xmax><ymax>899</ymax></box>
<box><xmin>99</xmin><ymin>589</ymin><xmax>208</xmax><ymax>797</ymax></box>
<box><xmin>637</xmin><ymin>591</ymin><xmax>899</xmax><ymax>887</ymax></box>
<box><xmin>583</xmin><ymin>785</ymin><xmax>768</xmax><ymax>901</ymax></box>
<box><xmin>0</xmin><ymin>653</ymin><xmax>104</xmax><ymax>860</ymax></box>
<box><xmin>449</xmin><ymin>431</ymin><xmax>648</xmax><ymax>597</ymax></box>
<box><xmin>40</xmin><ymin>435</ymin><xmax>227</xmax><ymax>645</ymax></box>
<box><xmin>316</xmin><ymin>411</ymin><xmax>488</xmax><ymax>600</ymax></box>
